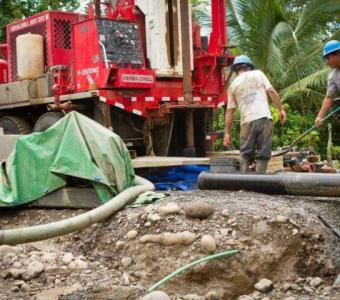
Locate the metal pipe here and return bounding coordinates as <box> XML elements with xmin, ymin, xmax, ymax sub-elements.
<box><xmin>99</xmin><ymin>41</ymin><xmax>109</xmax><ymax>69</ymax></box>
<box><xmin>198</xmin><ymin>172</ymin><xmax>340</xmax><ymax>197</ymax></box>
<box><xmin>0</xmin><ymin>176</ymin><xmax>154</xmax><ymax>245</ymax></box>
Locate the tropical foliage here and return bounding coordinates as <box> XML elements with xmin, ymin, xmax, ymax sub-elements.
<box><xmin>194</xmin><ymin>0</ymin><xmax>340</xmax><ymax>154</ymax></box>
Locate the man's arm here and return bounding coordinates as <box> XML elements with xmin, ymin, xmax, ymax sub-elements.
<box><xmin>223</xmin><ymin>108</ymin><xmax>235</xmax><ymax>147</ymax></box>
<box><xmin>315</xmin><ymin>96</ymin><xmax>334</xmax><ymax>127</ymax></box>
<box><xmin>267</xmin><ymin>87</ymin><xmax>287</xmax><ymax>124</ymax></box>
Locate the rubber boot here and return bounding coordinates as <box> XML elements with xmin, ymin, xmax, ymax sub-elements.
<box><xmin>240</xmin><ymin>157</ymin><xmax>250</xmax><ymax>173</ymax></box>
<box><xmin>256</xmin><ymin>160</ymin><xmax>268</xmax><ymax>174</ymax></box>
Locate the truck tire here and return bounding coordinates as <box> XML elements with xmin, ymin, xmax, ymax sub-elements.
<box><xmin>33</xmin><ymin>112</ymin><xmax>64</xmax><ymax>132</ymax></box>
<box><xmin>0</xmin><ymin>116</ymin><xmax>32</xmax><ymax>134</ymax></box>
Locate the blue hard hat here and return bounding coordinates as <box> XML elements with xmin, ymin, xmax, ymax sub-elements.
<box><xmin>323</xmin><ymin>40</ymin><xmax>340</xmax><ymax>58</ymax></box>
<box><xmin>232</xmin><ymin>55</ymin><xmax>255</xmax><ymax>71</ymax></box>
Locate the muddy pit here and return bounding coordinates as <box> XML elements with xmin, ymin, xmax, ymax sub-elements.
<box><xmin>0</xmin><ymin>190</ymin><xmax>339</xmax><ymax>299</ymax></box>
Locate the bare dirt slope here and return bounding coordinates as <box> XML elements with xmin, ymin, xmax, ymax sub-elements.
<box><xmin>0</xmin><ymin>190</ymin><xmax>339</xmax><ymax>300</ymax></box>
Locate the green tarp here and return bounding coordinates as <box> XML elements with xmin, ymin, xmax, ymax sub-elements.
<box><xmin>0</xmin><ymin>112</ymin><xmax>135</xmax><ymax>207</ymax></box>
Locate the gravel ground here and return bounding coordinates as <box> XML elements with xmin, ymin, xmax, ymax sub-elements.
<box><xmin>0</xmin><ymin>190</ymin><xmax>339</xmax><ymax>300</ymax></box>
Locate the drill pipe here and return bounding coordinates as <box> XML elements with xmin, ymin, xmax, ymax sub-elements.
<box><xmin>198</xmin><ymin>172</ymin><xmax>340</xmax><ymax>197</ymax></box>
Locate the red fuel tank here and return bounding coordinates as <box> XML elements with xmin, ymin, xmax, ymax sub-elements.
<box><xmin>0</xmin><ymin>59</ymin><xmax>8</xmax><ymax>84</ymax></box>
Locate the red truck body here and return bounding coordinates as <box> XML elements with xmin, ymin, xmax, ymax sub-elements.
<box><xmin>0</xmin><ymin>0</ymin><xmax>232</xmax><ymax>157</ymax></box>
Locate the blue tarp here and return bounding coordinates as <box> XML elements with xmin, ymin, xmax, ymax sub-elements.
<box><xmin>147</xmin><ymin>165</ymin><xmax>209</xmax><ymax>191</ymax></box>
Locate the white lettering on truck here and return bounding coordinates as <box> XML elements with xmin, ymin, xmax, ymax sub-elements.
<box><xmin>77</xmin><ymin>67</ymin><xmax>99</xmax><ymax>77</ymax></box>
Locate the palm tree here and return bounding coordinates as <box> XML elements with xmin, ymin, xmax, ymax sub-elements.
<box><xmin>194</xmin><ymin>0</ymin><xmax>340</xmax><ymax>110</ymax></box>
<box><xmin>193</xmin><ymin>0</ymin><xmax>340</xmax><ymax>152</ymax></box>
<box><xmin>227</xmin><ymin>0</ymin><xmax>340</xmax><ymax>110</ymax></box>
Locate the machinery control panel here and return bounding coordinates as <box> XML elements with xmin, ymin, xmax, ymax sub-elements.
<box><xmin>96</xmin><ymin>20</ymin><xmax>144</xmax><ymax>66</ymax></box>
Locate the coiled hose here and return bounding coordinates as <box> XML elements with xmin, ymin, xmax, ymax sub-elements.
<box><xmin>0</xmin><ymin>176</ymin><xmax>154</xmax><ymax>245</ymax></box>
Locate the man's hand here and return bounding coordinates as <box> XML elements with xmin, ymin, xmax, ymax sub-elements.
<box><xmin>316</xmin><ymin>96</ymin><xmax>333</xmax><ymax>128</ymax></box>
<box><xmin>315</xmin><ymin>116</ymin><xmax>323</xmax><ymax>128</ymax></box>
<box><xmin>223</xmin><ymin>133</ymin><xmax>232</xmax><ymax>148</ymax></box>
<box><xmin>280</xmin><ymin>108</ymin><xmax>287</xmax><ymax>124</ymax></box>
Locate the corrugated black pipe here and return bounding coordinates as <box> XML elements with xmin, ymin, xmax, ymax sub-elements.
<box><xmin>198</xmin><ymin>172</ymin><xmax>340</xmax><ymax>197</ymax></box>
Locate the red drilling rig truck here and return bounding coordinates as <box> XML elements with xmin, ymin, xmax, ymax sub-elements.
<box><xmin>0</xmin><ymin>0</ymin><xmax>232</xmax><ymax>157</ymax></box>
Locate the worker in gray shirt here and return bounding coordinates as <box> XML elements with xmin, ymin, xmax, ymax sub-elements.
<box><xmin>315</xmin><ymin>40</ymin><xmax>340</xmax><ymax>127</ymax></box>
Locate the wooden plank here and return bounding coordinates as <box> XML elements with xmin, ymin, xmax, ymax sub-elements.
<box><xmin>207</xmin><ymin>151</ymin><xmax>283</xmax><ymax>173</ymax></box>
<box><xmin>132</xmin><ymin>156</ymin><xmax>210</xmax><ymax>168</ymax></box>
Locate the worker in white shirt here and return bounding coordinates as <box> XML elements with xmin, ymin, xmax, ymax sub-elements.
<box><xmin>223</xmin><ymin>55</ymin><xmax>287</xmax><ymax>173</ymax></box>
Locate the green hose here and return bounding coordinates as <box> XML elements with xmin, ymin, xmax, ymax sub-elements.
<box><xmin>148</xmin><ymin>249</ymin><xmax>239</xmax><ymax>292</ymax></box>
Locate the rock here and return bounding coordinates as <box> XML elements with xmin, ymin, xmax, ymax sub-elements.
<box><xmin>162</xmin><ymin>233</ymin><xmax>180</xmax><ymax>246</ymax></box>
<box><xmin>127</xmin><ymin>230</ymin><xmax>138</xmax><ymax>240</ymax></box>
<box><xmin>21</xmin><ymin>281</ymin><xmax>30</xmax><ymax>291</ymax></box>
<box><xmin>148</xmin><ymin>214</ymin><xmax>161</xmax><ymax>222</ymax></box>
<box><xmin>292</xmin><ymin>229</ymin><xmax>299</xmax><ymax>235</ymax></box>
<box><xmin>205</xmin><ymin>290</ymin><xmax>223</xmax><ymax>299</ymax></box>
<box><xmin>13</xmin><ymin>261</ymin><xmax>23</xmax><ymax>268</ymax></box>
<box><xmin>295</xmin><ymin>277</ymin><xmax>305</xmax><ymax>284</ymax></box>
<box><xmin>322</xmin><ymin>286</ymin><xmax>332</xmax><ymax>295</ymax></box>
<box><xmin>62</xmin><ymin>253</ymin><xmax>74</xmax><ymax>265</ymax></box>
<box><xmin>184</xmin><ymin>201</ymin><xmax>214</xmax><ymax>219</ymax></box>
<box><xmin>11</xmin><ymin>286</ymin><xmax>19</xmax><ymax>293</ymax></box>
<box><xmin>0</xmin><ymin>245</ymin><xmax>22</xmax><ymax>256</ymax></box>
<box><xmin>122</xmin><ymin>272</ymin><xmax>130</xmax><ymax>285</ymax></box>
<box><xmin>201</xmin><ymin>235</ymin><xmax>217</xmax><ymax>253</ymax></box>
<box><xmin>121</xmin><ymin>257</ymin><xmax>133</xmax><ymax>268</ymax></box>
<box><xmin>116</xmin><ymin>241</ymin><xmax>126</xmax><ymax>250</ymax></box>
<box><xmin>283</xmin><ymin>297</ymin><xmax>296</xmax><ymax>300</ymax></box>
<box><xmin>141</xmin><ymin>291</ymin><xmax>171</xmax><ymax>300</ymax></box>
<box><xmin>290</xmin><ymin>283</ymin><xmax>301</xmax><ymax>291</ymax></box>
<box><xmin>145</xmin><ymin>222</ymin><xmax>152</xmax><ymax>227</ymax></box>
<box><xmin>13</xmin><ymin>280</ymin><xmax>30</xmax><ymax>291</ymax></box>
<box><xmin>237</xmin><ymin>296</ymin><xmax>253</xmax><ymax>300</ymax></box>
<box><xmin>13</xmin><ymin>280</ymin><xmax>25</xmax><ymax>286</ymax></box>
<box><xmin>227</xmin><ymin>218</ymin><xmax>236</xmax><ymax>225</ymax></box>
<box><xmin>283</xmin><ymin>283</ymin><xmax>291</xmax><ymax>291</ymax></box>
<box><xmin>70</xmin><ymin>282</ymin><xmax>82</xmax><ymax>292</ymax></box>
<box><xmin>254</xmin><ymin>278</ymin><xmax>273</xmax><ymax>292</ymax></box>
<box><xmin>140</xmin><ymin>232</ymin><xmax>196</xmax><ymax>246</ymax></box>
<box><xmin>276</xmin><ymin>215</ymin><xmax>289</xmax><ymax>223</ymax></box>
<box><xmin>159</xmin><ymin>202</ymin><xmax>180</xmax><ymax>215</ymax></box>
<box><xmin>180</xmin><ymin>231</ymin><xmax>196</xmax><ymax>245</ymax></box>
<box><xmin>1</xmin><ymin>270</ymin><xmax>11</xmax><ymax>279</ymax></box>
<box><xmin>310</xmin><ymin>277</ymin><xmax>322</xmax><ymax>287</ymax></box>
<box><xmin>74</xmin><ymin>259</ymin><xmax>88</xmax><ymax>269</ymax></box>
<box><xmin>303</xmin><ymin>285</ymin><xmax>313</xmax><ymax>293</ymax></box>
<box><xmin>22</xmin><ymin>261</ymin><xmax>44</xmax><ymax>281</ymax></box>
<box><xmin>184</xmin><ymin>294</ymin><xmax>204</xmax><ymax>300</ymax></box>
<box><xmin>252</xmin><ymin>221</ymin><xmax>270</xmax><ymax>236</ymax></box>
<box><xmin>250</xmin><ymin>291</ymin><xmax>261</xmax><ymax>298</ymax></box>
<box><xmin>222</xmin><ymin>209</ymin><xmax>230</xmax><ymax>217</ymax></box>
<box><xmin>42</xmin><ymin>252</ymin><xmax>57</xmax><ymax>263</ymax></box>
<box><xmin>333</xmin><ymin>274</ymin><xmax>340</xmax><ymax>288</ymax></box>
<box><xmin>9</xmin><ymin>268</ymin><xmax>26</xmax><ymax>279</ymax></box>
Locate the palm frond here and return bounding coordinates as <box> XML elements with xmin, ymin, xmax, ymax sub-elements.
<box><xmin>280</xmin><ymin>67</ymin><xmax>330</xmax><ymax>102</ymax></box>
<box><xmin>295</xmin><ymin>0</ymin><xmax>340</xmax><ymax>38</ymax></box>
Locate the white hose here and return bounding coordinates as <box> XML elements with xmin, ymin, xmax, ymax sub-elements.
<box><xmin>0</xmin><ymin>176</ymin><xmax>154</xmax><ymax>245</ymax></box>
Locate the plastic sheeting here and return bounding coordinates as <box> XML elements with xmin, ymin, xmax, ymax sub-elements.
<box><xmin>0</xmin><ymin>112</ymin><xmax>135</xmax><ymax>207</ymax></box>
<box><xmin>147</xmin><ymin>165</ymin><xmax>209</xmax><ymax>191</ymax></box>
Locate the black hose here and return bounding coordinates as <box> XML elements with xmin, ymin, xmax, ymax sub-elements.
<box><xmin>198</xmin><ymin>172</ymin><xmax>340</xmax><ymax>197</ymax></box>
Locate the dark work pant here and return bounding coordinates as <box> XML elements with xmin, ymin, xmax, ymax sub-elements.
<box><xmin>240</xmin><ymin>118</ymin><xmax>273</xmax><ymax>162</ymax></box>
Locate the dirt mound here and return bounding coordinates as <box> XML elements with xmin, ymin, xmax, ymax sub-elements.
<box><xmin>0</xmin><ymin>190</ymin><xmax>339</xmax><ymax>299</ymax></box>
